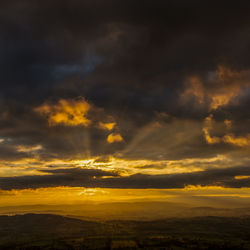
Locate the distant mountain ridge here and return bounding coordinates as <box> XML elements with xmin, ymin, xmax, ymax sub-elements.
<box><xmin>1</xmin><ymin>202</ymin><xmax>250</xmax><ymax>221</ymax></box>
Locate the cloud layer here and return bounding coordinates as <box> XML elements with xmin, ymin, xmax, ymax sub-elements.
<box><xmin>0</xmin><ymin>166</ymin><xmax>249</xmax><ymax>190</ymax></box>
<box><xmin>0</xmin><ymin>0</ymin><xmax>250</xmax><ymax>190</ymax></box>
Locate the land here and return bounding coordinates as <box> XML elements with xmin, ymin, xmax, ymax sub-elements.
<box><xmin>0</xmin><ymin>214</ymin><xmax>250</xmax><ymax>249</ymax></box>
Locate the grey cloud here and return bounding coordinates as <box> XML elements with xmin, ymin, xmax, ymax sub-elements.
<box><xmin>0</xmin><ymin>166</ymin><xmax>249</xmax><ymax>190</ymax></box>
<box><xmin>0</xmin><ymin>168</ymin><xmax>118</xmax><ymax>190</ymax></box>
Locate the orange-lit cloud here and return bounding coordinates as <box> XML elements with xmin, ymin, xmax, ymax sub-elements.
<box><xmin>234</xmin><ymin>176</ymin><xmax>250</xmax><ymax>180</ymax></box>
<box><xmin>204</xmin><ymin>129</ymin><xmax>250</xmax><ymax>147</ymax></box>
<box><xmin>202</xmin><ymin>115</ymin><xmax>221</xmax><ymax>144</ymax></box>
<box><xmin>107</xmin><ymin>133</ymin><xmax>123</xmax><ymax>143</ymax></box>
<box><xmin>203</xmin><ymin>115</ymin><xmax>250</xmax><ymax>147</ymax></box>
<box><xmin>181</xmin><ymin>76</ymin><xmax>205</xmax><ymax>105</ymax></box>
<box><xmin>209</xmin><ymin>66</ymin><xmax>248</xmax><ymax>110</ymax></box>
<box><xmin>223</xmin><ymin>133</ymin><xmax>250</xmax><ymax>147</ymax></box>
<box><xmin>224</xmin><ymin>120</ymin><xmax>232</xmax><ymax>129</ymax></box>
<box><xmin>202</xmin><ymin>128</ymin><xmax>221</xmax><ymax>144</ymax></box>
<box><xmin>182</xmin><ymin>65</ymin><xmax>250</xmax><ymax>111</ymax></box>
<box><xmin>99</xmin><ymin>122</ymin><xmax>116</xmax><ymax>130</ymax></box>
<box><xmin>35</xmin><ymin>99</ymin><xmax>124</xmax><ymax>144</ymax></box>
<box><xmin>35</xmin><ymin>99</ymin><xmax>91</xmax><ymax>126</ymax></box>
<box><xmin>16</xmin><ymin>144</ymin><xmax>43</xmax><ymax>152</ymax></box>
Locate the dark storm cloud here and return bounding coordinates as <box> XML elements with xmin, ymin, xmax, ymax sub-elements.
<box><xmin>0</xmin><ymin>0</ymin><xmax>250</xmax><ymax>161</ymax></box>
<box><xmin>0</xmin><ymin>166</ymin><xmax>249</xmax><ymax>190</ymax></box>
<box><xmin>0</xmin><ymin>168</ymin><xmax>119</xmax><ymax>190</ymax></box>
<box><xmin>0</xmin><ymin>144</ymin><xmax>28</xmax><ymax>161</ymax></box>
<box><xmin>97</xmin><ymin>166</ymin><xmax>250</xmax><ymax>189</ymax></box>
<box><xmin>2</xmin><ymin>0</ymin><xmax>250</xmax><ymax>98</ymax></box>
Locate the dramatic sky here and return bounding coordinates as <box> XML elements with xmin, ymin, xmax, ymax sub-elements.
<box><xmin>0</xmin><ymin>0</ymin><xmax>250</xmax><ymax>208</ymax></box>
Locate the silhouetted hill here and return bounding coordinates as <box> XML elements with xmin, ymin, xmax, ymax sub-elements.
<box><xmin>0</xmin><ymin>213</ymin><xmax>102</xmax><ymax>235</ymax></box>
<box><xmin>1</xmin><ymin>203</ymin><xmax>250</xmax><ymax>220</ymax></box>
<box><xmin>0</xmin><ymin>214</ymin><xmax>250</xmax><ymax>249</ymax></box>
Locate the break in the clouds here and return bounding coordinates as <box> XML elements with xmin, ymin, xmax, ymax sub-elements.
<box><xmin>0</xmin><ymin>0</ymin><xmax>250</xmax><ymax>190</ymax></box>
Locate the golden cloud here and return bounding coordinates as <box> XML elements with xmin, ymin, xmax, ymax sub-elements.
<box><xmin>203</xmin><ymin>115</ymin><xmax>250</xmax><ymax>147</ymax></box>
<box><xmin>234</xmin><ymin>176</ymin><xmax>250</xmax><ymax>180</ymax></box>
<box><xmin>224</xmin><ymin>120</ymin><xmax>232</xmax><ymax>129</ymax></box>
<box><xmin>107</xmin><ymin>133</ymin><xmax>123</xmax><ymax>143</ymax></box>
<box><xmin>99</xmin><ymin>122</ymin><xmax>116</xmax><ymax>131</ymax></box>
<box><xmin>202</xmin><ymin>115</ymin><xmax>221</xmax><ymax>144</ymax></box>
<box><xmin>35</xmin><ymin>99</ymin><xmax>91</xmax><ymax>126</ymax></box>
<box><xmin>202</xmin><ymin>128</ymin><xmax>221</xmax><ymax>144</ymax></box>
<box><xmin>17</xmin><ymin>144</ymin><xmax>43</xmax><ymax>153</ymax></box>
<box><xmin>209</xmin><ymin>66</ymin><xmax>247</xmax><ymax>110</ymax></box>
<box><xmin>35</xmin><ymin>99</ymin><xmax>124</xmax><ymax>144</ymax></box>
<box><xmin>223</xmin><ymin>133</ymin><xmax>250</xmax><ymax>147</ymax></box>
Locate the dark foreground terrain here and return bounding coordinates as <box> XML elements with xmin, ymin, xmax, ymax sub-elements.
<box><xmin>0</xmin><ymin>214</ymin><xmax>250</xmax><ymax>250</ymax></box>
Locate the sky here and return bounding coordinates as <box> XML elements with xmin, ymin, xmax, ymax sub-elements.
<box><xmin>0</xmin><ymin>0</ymin><xmax>250</xmax><ymax>211</ymax></box>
